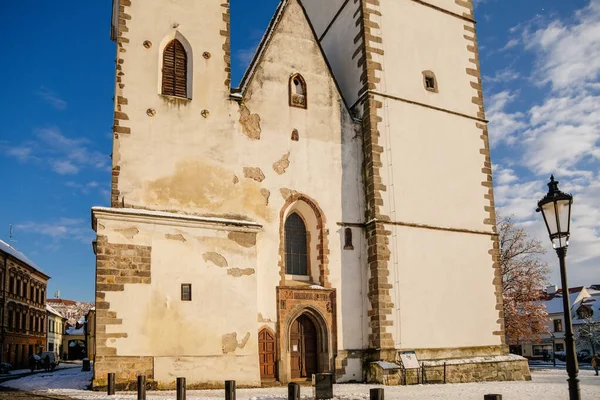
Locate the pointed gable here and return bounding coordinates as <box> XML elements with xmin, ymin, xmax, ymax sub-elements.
<box><xmin>238</xmin><ymin>0</ymin><xmax>350</xmax><ymax>112</ymax></box>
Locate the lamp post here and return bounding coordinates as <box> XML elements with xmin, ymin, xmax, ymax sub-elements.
<box><xmin>536</xmin><ymin>176</ymin><xmax>579</xmax><ymax>400</ymax></box>
<box><xmin>550</xmin><ymin>333</ymin><xmax>556</xmax><ymax>367</ymax></box>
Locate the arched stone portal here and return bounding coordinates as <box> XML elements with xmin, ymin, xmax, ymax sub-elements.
<box><xmin>277</xmin><ymin>299</ymin><xmax>335</xmax><ymax>383</ymax></box>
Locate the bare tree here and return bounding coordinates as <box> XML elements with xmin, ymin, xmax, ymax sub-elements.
<box><xmin>576</xmin><ymin>317</ymin><xmax>600</xmax><ymax>354</ymax></box>
<box><xmin>499</xmin><ymin>216</ymin><xmax>551</xmax><ymax>345</ymax></box>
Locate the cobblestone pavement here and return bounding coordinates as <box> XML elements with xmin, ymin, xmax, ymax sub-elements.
<box><xmin>0</xmin><ymin>387</ymin><xmax>79</xmax><ymax>399</ymax></box>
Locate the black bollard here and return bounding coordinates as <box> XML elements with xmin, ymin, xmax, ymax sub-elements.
<box><xmin>107</xmin><ymin>373</ymin><xmax>115</xmax><ymax>395</ymax></box>
<box><xmin>225</xmin><ymin>380</ymin><xmax>236</xmax><ymax>400</ymax></box>
<box><xmin>137</xmin><ymin>375</ymin><xmax>146</xmax><ymax>400</ymax></box>
<box><xmin>177</xmin><ymin>377</ymin><xmax>186</xmax><ymax>400</ymax></box>
<box><xmin>370</xmin><ymin>388</ymin><xmax>384</xmax><ymax>400</ymax></box>
<box><xmin>484</xmin><ymin>395</ymin><xmax>502</xmax><ymax>400</ymax></box>
<box><xmin>288</xmin><ymin>382</ymin><xmax>301</xmax><ymax>400</ymax></box>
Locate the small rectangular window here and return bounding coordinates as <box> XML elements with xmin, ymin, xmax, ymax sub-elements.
<box><xmin>181</xmin><ymin>284</ymin><xmax>192</xmax><ymax>301</ymax></box>
<box><xmin>553</xmin><ymin>319</ymin><xmax>563</xmax><ymax>332</ymax></box>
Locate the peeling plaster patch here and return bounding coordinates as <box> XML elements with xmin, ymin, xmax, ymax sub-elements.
<box><xmin>228</xmin><ymin>232</ymin><xmax>256</xmax><ymax>248</ymax></box>
<box><xmin>280</xmin><ymin>188</ymin><xmax>298</xmax><ymax>201</ymax></box>
<box><xmin>243</xmin><ymin>167</ymin><xmax>265</xmax><ymax>182</ymax></box>
<box><xmin>165</xmin><ymin>233</ymin><xmax>186</xmax><ymax>242</ymax></box>
<box><xmin>239</xmin><ymin>104</ymin><xmax>261</xmax><ymax>140</ymax></box>
<box><xmin>233</xmin><ymin>175</ymin><xmax>239</xmax><ymax>185</ymax></box>
<box><xmin>115</xmin><ymin>227</ymin><xmax>139</xmax><ymax>239</ymax></box>
<box><xmin>260</xmin><ymin>189</ymin><xmax>271</xmax><ymax>205</ymax></box>
<box><xmin>222</xmin><ymin>332</ymin><xmax>251</xmax><ymax>354</ymax></box>
<box><xmin>202</xmin><ymin>252</ymin><xmax>228</xmax><ymax>268</ymax></box>
<box><xmin>144</xmin><ymin>159</ymin><xmax>269</xmax><ymax>220</ymax></box>
<box><xmin>273</xmin><ymin>153</ymin><xmax>290</xmax><ymax>175</ymax></box>
<box><xmin>227</xmin><ymin>268</ymin><xmax>256</xmax><ymax>277</ymax></box>
<box><xmin>258</xmin><ymin>313</ymin><xmax>273</xmax><ymax>323</ymax></box>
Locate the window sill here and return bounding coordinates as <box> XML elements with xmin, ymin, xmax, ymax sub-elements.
<box><xmin>159</xmin><ymin>94</ymin><xmax>192</xmax><ymax>103</ymax></box>
<box><xmin>285</xmin><ymin>274</ymin><xmax>311</xmax><ymax>282</ymax></box>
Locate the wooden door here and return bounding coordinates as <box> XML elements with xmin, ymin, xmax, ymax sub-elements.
<box><xmin>290</xmin><ymin>315</ymin><xmax>318</xmax><ymax>379</ymax></box>
<box><xmin>259</xmin><ymin>329</ymin><xmax>276</xmax><ymax>380</ymax></box>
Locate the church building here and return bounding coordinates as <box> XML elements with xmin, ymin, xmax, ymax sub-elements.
<box><xmin>92</xmin><ymin>0</ymin><xmax>529</xmax><ymax>388</ymax></box>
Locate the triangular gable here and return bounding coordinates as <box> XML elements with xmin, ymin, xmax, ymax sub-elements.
<box><xmin>236</xmin><ymin>0</ymin><xmax>353</xmax><ymax>114</ymax></box>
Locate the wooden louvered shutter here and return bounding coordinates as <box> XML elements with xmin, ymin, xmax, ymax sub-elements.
<box><xmin>162</xmin><ymin>40</ymin><xmax>188</xmax><ymax>98</ymax></box>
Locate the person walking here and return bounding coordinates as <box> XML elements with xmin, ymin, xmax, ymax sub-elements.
<box><xmin>43</xmin><ymin>354</ymin><xmax>50</xmax><ymax>372</ymax></box>
<box><xmin>593</xmin><ymin>353</ymin><xmax>600</xmax><ymax>376</ymax></box>
<box><xmin>28</xmin><ymin>354</ymin><xmax>35</xmax><ymax>373</ymax></box>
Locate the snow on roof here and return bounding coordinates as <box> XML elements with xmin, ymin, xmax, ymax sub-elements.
<box><xmin>66</xmin><ymin>326</ymin><xmax>84</xmax><ymax>335</ymax></box>
<box><xmin>47</xmin><ymin>298</ymin><xmax>77</xmax><ymax>306</ymax></box>
<box><xmin>545</xmin><ymin>291</ymin><xmax>581</xmax><ymax>314</ymax></box>
<box><xmin>46</xmin><ymin>304</ymin><xmax>65</xmax><ymax>318</ymax></box>
<box><xmin>0</xmin><ymin>239</ymin><xmax>46</xmax><ymax>275</ymax></box>
<box><xmin>92</xmin><ymin>207</ymin><xmax>262</xmax><ymax>228</ymax></box>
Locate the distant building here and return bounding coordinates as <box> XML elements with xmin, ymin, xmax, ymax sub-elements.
<box><xmin>46</xmin><ymin>298</ymin><xmax>94</xmax><ymax>327</ymax></box>
<box><xmin>85</xmin><ymin>308</ymin><xmax>96</xmax><ymax>361</ymax></box>
<box><xmin>516</xmin><ymin>285</ymin><xmax>600</xmax><ymax>359</ymax></box>
<box><xmin>46</xmin><ymin>304</ymin><xmax>66</xmax><ymax>357</ymax></box>
<box><xmin>0</xmin><ymin>240</ymin><xmax>50</xmax><ymax>369</ymax></box>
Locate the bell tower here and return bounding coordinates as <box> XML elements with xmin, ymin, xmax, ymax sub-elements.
<box><xmin>109</xmin><ymin>0</ymin><xmax>232</xmax><ymax>212</ymax></box>
<box><xmin>302</xmin><ymin>0</ymin><xmax>505</xmax><ymax>363</ymax></box>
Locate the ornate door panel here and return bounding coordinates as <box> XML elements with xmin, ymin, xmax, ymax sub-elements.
<box><xmin>259</xmin><ymin>329</ymin><xmax>276</xmax><ymax>380</ymax></box>
<box><xmin>290</xmin><ymin>315</ymin><xmax>318</xmax><ymax>379</ymax></box>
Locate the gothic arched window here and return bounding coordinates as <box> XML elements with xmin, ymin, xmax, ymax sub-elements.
<box><xmin>285</xmin><ymin>213</ymin><xmax>308</xmax><ymax>275</ymax></box>
<box><xmin>289</xmin><ymin>74</ymin><xmax>307</xmax><ymax>109</ymax></box>
<box><xmin>162</xmin><ymin>39</ymin><xmax>188</xmax><ymax>98</ymax></box>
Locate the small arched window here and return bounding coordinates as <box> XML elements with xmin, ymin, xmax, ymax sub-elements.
<box><xmin>289</xmin><ymin>74</ymin><xmax>307</xmax><ymax>109</ymax></box>
<box><xmin>162</xmin><ymin>39</ymin><xmax>188</xmax><ymax>98</ymax></box>
<box><xmin>344</xmin><ymin>228</ymin><xmax>354</xmax><ymax>250</ymax></box>
<box><xmin>285</xmin><ymin>213</ymin><xmax>308</xmax><ymax>275</ymax></box>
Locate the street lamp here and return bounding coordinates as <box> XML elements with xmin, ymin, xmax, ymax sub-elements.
<box><xmin>536</xmin><ymin>175</ymin><xmax>579</xmax><ymax>400</ymax></box>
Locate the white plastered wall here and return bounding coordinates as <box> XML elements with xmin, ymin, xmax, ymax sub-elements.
<box><xmin>111</xmin><ymin>0</ymin><xmax>368</xmax><ymax>383</ymax></box>
<box><xmin>301</xmin><ymin>0</ymin><xmax>364</xmax><ymax>107</ymax></box>
<box><xmin>369</xmin><ymin>0</ymin><xmax>500</xmax><ymax>351</ymax></box>
<box><xmin>114</xmin><ymin>0</ymin><xmax>236</xmax><ymax>212</ymax></box>
<box><xmin>392</xmin><ymin>226</ymin><xmax>500</xmax><ymax>349</ymax></box>
<box><xmin>378</xmin><ymin>0</ymin><xmax>479</xmax><ymax>117</ymax></box>
<box><xmin>239</xmin><ymin>0</ymin><xmax>367</xmax><ymax>353</ymax></box>
<box><xmin>96</xmin><ymin>215</ymin><xmax>261</xmax><ymax>385</ymax></box>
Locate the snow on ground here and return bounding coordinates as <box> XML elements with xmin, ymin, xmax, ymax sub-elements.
<box><xmin>2</xmin><ymin>367</ymin><xmax>91</xmax><ymax>391</ymax></box>
<box><xmin>9</xmin><ymin>361</ymin><xmax>83</xmax><ymax>375</ymax></box>
<box><xmin>1</xmin><ymin>368</ymin><xmax>599</xmax><ymax>399</ymax></box>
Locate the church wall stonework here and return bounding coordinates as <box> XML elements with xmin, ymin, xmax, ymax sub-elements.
<box><xmin>93</xmin><ymin>209</ymin><xmax>261</xmax><ymax>388</ymax></box>
<box><xmin>97</xmin><ymin>0</ymin><xmax>525</xmax><ymax>388</ymax></box>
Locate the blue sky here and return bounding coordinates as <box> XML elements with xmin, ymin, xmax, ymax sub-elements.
<box><xmin>0</xmin><ymin>0</ymin><xmax>598</xmax><ymax>302</ymax></box>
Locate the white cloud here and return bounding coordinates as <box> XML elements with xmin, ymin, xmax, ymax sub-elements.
<box><xmin>52</xmin><ymin>160</ymin><xmax>79</xmax><ymax>175</ymax></box>
<box><xmin>37</xmin><ymin>86</ymin><xmax>67</xmax><ymax>110</ymax></box>
<box><xmin>487</xmin><ymin>91</ymin><xmax>527</xmax><ymax>146</ymax></box>
<box><xmin>485</xmin><ymin>68</ymin><xmax>521</xmax><ymax>85</ymax></box>
<box><xmin>65</xmin><ymin>180</ymin><xmax>105</xmax><ymax>195</ymax></box>
<box><xmin>487</xmin><ymin>0</ymin><xmax>600</xmax><ymax>287</ymax></box>
<box><xmin>2</xmin><ymin>127</ymin><xmax>109</xmax><ymax>176</ymax></box>
<box><xmin>522</xmin><ymin>0</ymin><xmax>600</xmax><ymax>92</ymax></box>
<box><xmin>15</xmin><ymin>218</ymin><xmax>92</xmax><ymax>245</ymax></box>
<box><xmin>6</xmin><ymin>147</ymin><xmax>34</xmax><ymax>162</ymax></box>
<box><xmin>501</xmin><ymin>38</ymin><xmax>519</xmax><ymax>51</ymax></box>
